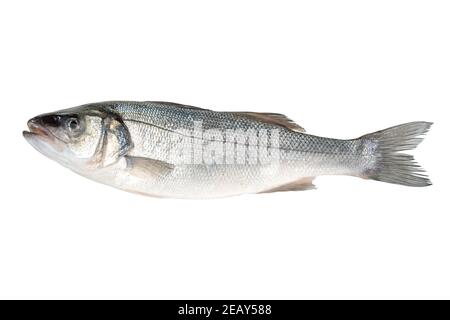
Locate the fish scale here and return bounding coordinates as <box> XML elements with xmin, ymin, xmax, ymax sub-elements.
<box><xmin>110</xmin><ymin>102</ymin><xmax>377</xmax><ymax>197</ymax></box>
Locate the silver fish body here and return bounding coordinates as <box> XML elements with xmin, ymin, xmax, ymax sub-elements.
<box><xmin>23</xmin><ymin>101</ymin><xmax>432</xmax><ymax>198</ymax></box>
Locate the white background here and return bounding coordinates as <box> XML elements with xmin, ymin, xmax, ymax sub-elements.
<box><xmin>0</xmin><ymin>0</ymin><xmax>448</xmax><ymax>299</ymax></box>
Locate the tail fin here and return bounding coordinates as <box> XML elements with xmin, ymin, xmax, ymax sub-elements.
<box><xmin>360</xmin><ymin>121</ymin><xmax>432</xmax><ymax>187</ymax></box>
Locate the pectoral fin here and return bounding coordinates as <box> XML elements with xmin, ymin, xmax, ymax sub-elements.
<box><xmin>125</xmin><ymin>156</ymin><xmax>175</xmax><ymax>180</ymax></box>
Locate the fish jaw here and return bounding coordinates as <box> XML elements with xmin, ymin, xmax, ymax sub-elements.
<box><xmin>24</xmin><ymin>117</ymin><xmax>61</xmax><ymax>150</ymax></box>
<box><xmin>23</xmin><ymin>116</ymin><xmax>71</xmax><ymax>167</ymax></box>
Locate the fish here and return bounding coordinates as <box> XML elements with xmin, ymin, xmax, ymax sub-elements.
<box><xmin>23</xmin><ymin>101</ymin><xmax>432</xmax><ymax>199</ymax></box>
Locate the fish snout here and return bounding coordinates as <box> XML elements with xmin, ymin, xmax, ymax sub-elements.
<box><xmin>25</xmin><ymin>114</ymin><xmax>61</xmax><ymax>140</ymax></box>
<box><xmin>27</xmin><ymin>117</ymin><xmax>41</xmax><ymax>132</ymax></box>
<box><xmin>28</xmin><ymin>114</ymin><xmax>61</xmax><ymax>131</ymax></box>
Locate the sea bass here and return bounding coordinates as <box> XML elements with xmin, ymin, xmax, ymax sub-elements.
<box><xmin>23</xmin><ymin>101</ymin><xmax>432</xmax><ymax>198</ymax></box>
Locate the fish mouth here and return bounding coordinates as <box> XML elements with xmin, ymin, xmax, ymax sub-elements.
<box><xmin>23</xmin><ymin>118</ymin><xmax>56</xmax><ymax>143</ymax></box>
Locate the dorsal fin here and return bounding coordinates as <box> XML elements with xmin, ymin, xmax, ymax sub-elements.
<box><xmin>148</xmin><ymin>101</ymin><xmax>211</xmax><ymax>111</ymax></box>
<box><xmin>147</xmin><ymin>102</ymin><xmax>305</xmax><ymax>132</ymax></box>
<box><xmin>232</xmin><ymin>112</ymin><xmax>305</xmax><ymax>133</ymax></box>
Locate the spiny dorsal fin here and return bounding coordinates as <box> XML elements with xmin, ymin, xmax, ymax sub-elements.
<box><xmin>233</xmin><ymin>112</ymin><xmax>305</xmax><ymax>133</ymax></box>
<box><xmin>148</xmin><ymin>102</ymin><xmax>305</xmax><ymax>132</ymax></box>
<box><xmin>149</xmin><ymin>101</ymin><xmax>211</xmax><ymax>111</ymax></box>
<box><xmin>260</xmin><ymin>177</ymin><xmax>316</xmax><ymax>193</ymax></box>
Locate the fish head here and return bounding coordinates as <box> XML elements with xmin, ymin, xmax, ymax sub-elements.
<box><xmin>23</xmin><ymin>104</ymin><xmax>132</xmax><ymax>171</ymax></box>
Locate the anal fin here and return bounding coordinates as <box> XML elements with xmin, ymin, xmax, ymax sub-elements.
<box><xmin>260</xmin><ymin>177</ymin><xmax>316</xmax><ymax>193</ymax></box>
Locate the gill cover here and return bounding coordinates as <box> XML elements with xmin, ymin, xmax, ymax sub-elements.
<box><xmin>93</xmin><ymin>115</ymin><xmax>133</xmax><ymax>168</ymax></box>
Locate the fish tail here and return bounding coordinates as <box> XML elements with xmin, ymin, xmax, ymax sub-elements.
<box><xmin>359</xmin><ymin>121</ymin><xmax>432</xmax><ymax>187</ymax></box>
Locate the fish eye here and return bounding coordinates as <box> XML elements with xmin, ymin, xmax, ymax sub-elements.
<box><xmin>67</xmin><ymin>118</ymin><xmax>80</xmax><ymax>131</ymax></box>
